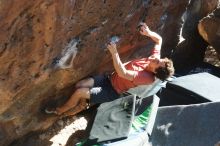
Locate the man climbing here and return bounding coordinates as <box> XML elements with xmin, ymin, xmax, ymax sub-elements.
<box><xmin>45</xmin><ymin>23</ymin><xmax>174</xmax><ymax>115</ymax></box>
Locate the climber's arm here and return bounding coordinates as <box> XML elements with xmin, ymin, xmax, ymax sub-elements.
<box><xmin>139</xmin><ymin>23</ymin><xmax>162</xmax><ymax>58</ymax></box>
<box><xmin>107</xmin><ymin>42</ymin><xmax>137</xmax><ymax>81</ymax></box>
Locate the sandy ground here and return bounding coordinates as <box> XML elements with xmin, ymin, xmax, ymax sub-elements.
<box><xmin>40</xmin><ymin>107</ymin><xmax>97</xmax><ymax>146</ymax></box>
<box><xmin>11</xmin><ymin>106</ymin><xmax>98</xmax><ymax>146</ymax></box>
<box><xmin>40</xmin><ymin>116</ymin><xmax>88</xmax><ymax>146</ymax></box>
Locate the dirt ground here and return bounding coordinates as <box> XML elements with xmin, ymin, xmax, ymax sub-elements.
<box><xmin>11</xmin><ymin>106</ymin><xmax>98</xmax><ymax>146</ymax></box>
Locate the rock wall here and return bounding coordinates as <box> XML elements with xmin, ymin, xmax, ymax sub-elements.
<box><xmin>0</xmin><ymin>0</ymin><xmax>219</xmax><ymax>145</ymax></box>
<box><xmin>171</xmin><ymin>0</ymin><xmax>219</xmax><ymax>72</ymax></box>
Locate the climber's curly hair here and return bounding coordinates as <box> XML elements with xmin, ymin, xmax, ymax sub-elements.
<box><xmin>155</xmin><ymin>58</ymin><xmax>174</xmax><ymax>81</ymax></box>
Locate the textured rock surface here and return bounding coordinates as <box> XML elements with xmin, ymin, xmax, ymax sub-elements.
<box><xmin>151</xmin><ymin>102</ymin><xmax>220</xmax><ymax>146</ymax></box>
<box><xmin>198</xmin><ymin>7</ymin><xmax>220</xmax><ymax>55</ymax></box>
<box><xmin>0</xmin><ymin>0</ymin><xmax>219</xmax><ymax>145</ymax></box>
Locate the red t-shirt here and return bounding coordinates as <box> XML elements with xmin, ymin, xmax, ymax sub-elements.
<box><xmin>110</xmin><ymin>48</ymin><xmax>160</xmax><ymax>94</ymax></box>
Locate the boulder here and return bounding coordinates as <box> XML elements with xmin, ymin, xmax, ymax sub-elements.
<box><xmin>151</xmin><ymin>102</ymin><xmax>220</xmax><ymax>146</ymax></box>
<box><xmin>198</xmin><ymin>7</ymin><xmax>220</xmax><ymax>55</ymax></box>
<box><xmin>171</xmin><ymin>0</ymin><xmax>219</xmax><ymax>72</ymax></box>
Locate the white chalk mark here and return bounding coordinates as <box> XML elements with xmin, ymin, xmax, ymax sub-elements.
<box><xmin>160</xmin><ymin>13</ymin><xmax>168</xmax><ymax>22</ymax></box>
<box><xmin>57</xmin><ymin>39</ymin><xmax>79</xmax><ymax>69</ymax></box>
<box><xmin>157</xmin><ymin>123</ymin><xmax>172</xmax><ymax>136</ymax></box>
<box><xmin>102</xmin><ymin>19</ymin><xmax>108</xmax><ymax>25</ymax></box>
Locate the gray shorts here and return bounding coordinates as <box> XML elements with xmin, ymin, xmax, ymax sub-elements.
<box><xmin>90</xmin><ymin>75</ymin><xmax>120</xmax><ymax>104</ymax></box>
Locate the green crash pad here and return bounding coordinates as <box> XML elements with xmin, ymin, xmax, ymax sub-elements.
<box><xmin>76</xmin><ymin>95</ymin><xmax>160</xmax><ymax>146</ymax></box>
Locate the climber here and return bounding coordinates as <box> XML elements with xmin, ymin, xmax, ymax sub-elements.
<box><xmin>45</xmin><ymin>22</ymin><xmax>174</xmax><ymax>116</ymax></box>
